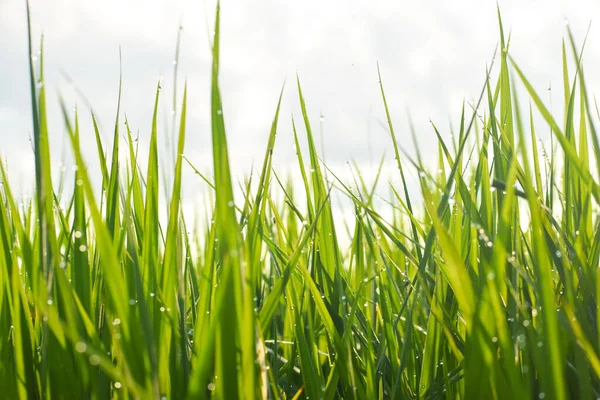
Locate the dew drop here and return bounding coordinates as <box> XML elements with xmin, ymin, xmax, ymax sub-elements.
<box><xmin>555</xmin><ymin>250</ymin><xmax>562</xmax><ymax>258</ymax></box>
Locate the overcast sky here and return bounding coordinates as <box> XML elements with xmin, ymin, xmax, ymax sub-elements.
<box><xmin>1</xmin><ymin>0</ymin><xmax>599</xmax><ymax>212</ymax></box>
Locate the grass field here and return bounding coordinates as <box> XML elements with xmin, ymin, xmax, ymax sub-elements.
<box><xmin>2</xmin><ymin>3</ymin><xmax>600</xmax><ymax>399</ymax></box>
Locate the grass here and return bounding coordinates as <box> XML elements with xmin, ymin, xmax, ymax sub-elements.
<box><xmin>2</xmin><ymin>3</ymin><xmax>600</xmax><ymax>399</ymax></box>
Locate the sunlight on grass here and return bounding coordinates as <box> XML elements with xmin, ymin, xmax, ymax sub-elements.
<box><xmin>1</xmin><ymin>3</ymin><xmax>600</xmax><ymax>399</ymax></box>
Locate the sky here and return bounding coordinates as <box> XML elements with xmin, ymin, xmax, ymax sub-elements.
<box><xmin>1</xmin><ymin>0</ymin><xmax>600</xmax><ymax>218</ymax></box>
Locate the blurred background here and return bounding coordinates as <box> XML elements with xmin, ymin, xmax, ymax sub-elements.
<box><xmin>1</xmin><ymin>0</ymin><xmax>599</xmax><ymax>224</ymax></box>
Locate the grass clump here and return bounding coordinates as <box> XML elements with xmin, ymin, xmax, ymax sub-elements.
<box><xmin>2</xmin><ymin>3</ymin><xmax>600</xmax><ymax>399</ymax></box>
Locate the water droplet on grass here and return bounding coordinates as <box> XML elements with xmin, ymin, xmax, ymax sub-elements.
<box><xmin>75</xmin><ymin>342</ymin><xmax>87</xmax><ymax>353</ymax></box>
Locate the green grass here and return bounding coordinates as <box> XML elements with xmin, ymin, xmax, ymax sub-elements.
<box><xmin>2</xmin><ymin>3</ymin><xmax>600</xmax><ymax>399</ymax></box>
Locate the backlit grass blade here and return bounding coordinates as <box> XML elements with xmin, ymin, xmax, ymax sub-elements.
<box><xmin>510</xmin><ymin>58</ymin><xmax>600</xmax><ymax>202</ymax></box>
<box><xmin>207</xmin><ymin>4</ymin><xmax>255</xmax><ymax>399</ymax></box>
<box><xmin>514</xmin><ymin>82</ymin><xmax>567</xmax><ymax>400</ymax></box>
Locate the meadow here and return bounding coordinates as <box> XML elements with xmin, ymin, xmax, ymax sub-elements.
<box><xmin>2</xmin><ymin>3</ymin><xmax>600</xmax><ymax>399</ymax></box>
